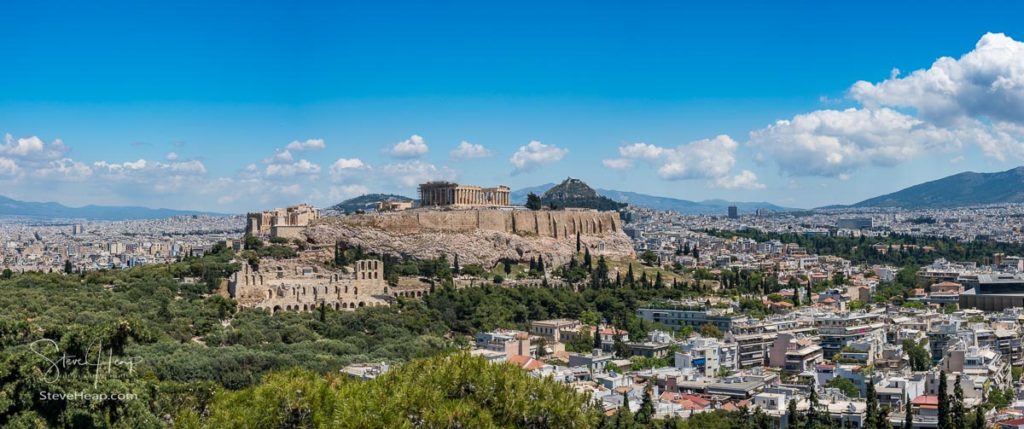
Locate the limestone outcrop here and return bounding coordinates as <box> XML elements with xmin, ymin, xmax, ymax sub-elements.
<box><xmin>302</xmin><ymin>208</ymin><xmax>635</xmax><ymax>267</ymax></box>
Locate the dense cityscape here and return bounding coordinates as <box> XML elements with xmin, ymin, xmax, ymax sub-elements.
<box><xmin>7</xmin><ymin>189</ymin><xmax>1024</xmax><ymax>428</ymax></box>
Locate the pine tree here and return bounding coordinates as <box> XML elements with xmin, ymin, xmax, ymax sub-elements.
<box><xmin>938</xmin><ymin>371</ymin><xmax>950</xmax><ymax>429</ymax></box>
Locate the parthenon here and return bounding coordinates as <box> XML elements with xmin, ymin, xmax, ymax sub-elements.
<box><xmin>418</xmin><ymin>181</ymin><xmax>511</xmax><ymax>207</ymax></box>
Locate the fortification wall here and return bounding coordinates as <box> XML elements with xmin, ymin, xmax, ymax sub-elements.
<box><xmin>320</xmin><ymin>208</ymin><xmax>620</xmax><ymax>237</ymax></box>
<box><xmin>303</xmin><ymin>208</ymin><xmax>633</xmax><ymax>267</ymax></box>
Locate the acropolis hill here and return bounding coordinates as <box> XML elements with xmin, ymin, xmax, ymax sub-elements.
<box><xmin>302</xmin><ymin>208</ymin><xmax>635</xmax><ymax>268</ymax></box>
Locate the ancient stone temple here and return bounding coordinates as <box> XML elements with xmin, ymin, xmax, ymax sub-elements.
<box><xmin>418</xmin><ymin>181</ymin><xmax>511</xmax><ymax>207</ymax></box>
<box><xmin>246</xmin><ymin>203</ymin><xmax>320</xmax><ymax>238</ymax></box>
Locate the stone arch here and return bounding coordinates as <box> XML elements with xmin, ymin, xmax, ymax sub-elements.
<box><xmin>358</xmin><ymin>302</ymin><xmax>365</xmax><ymax>308</ymax></box>
<box><xmin>266</xmin><ymin>289</ymin><xmax>273</xmax><ymax>299</ymax></box>
<box><xmin>272</xmin><ymin>305</ymin><xmax>282</xmax><ymax>314</ymax></box>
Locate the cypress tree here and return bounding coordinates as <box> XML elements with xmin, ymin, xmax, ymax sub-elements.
<box><xmin>787</xmin><ymin>398</ymin><xmax>800</xmax><ymax>429</ymax></box>
<box><xmin>806</xmin><ymin>388</ymin><xmax>820</xmax><ymax>429</ymax></box>
<box><xmin>866</xmin><ymin>377</ymin><xmax>879</xmax><ymax>429</ymax></box>
<box><xmin>938</xmin><ymin>371</ymin><xmax>950</xmax><ymax>429</ymax></box>
<box><xmin>453</xmin><ymin>254</ymin><xmax>460</xmax><ymax>275</ymax></box>
<box><xmin>537</xmin><ymin>255</ymin><xmax>545</xmax><ymax>273</ymax></box>
<box><xmin>877</xmin><ymin>406</ymin><xmax>890</xmax><ymax>429</ymax></box>
<box><xmin>576</xmin><ymin>232</ymin><xmax>581</xmax><ymax>253</ymax></box>
<box><xmin>971</xmin><ymin>407</ymin><xmax>984</xmax><ymax>429</ymax></box>
<box><xmin>584</xmin><ymin>248</ymin><xmax>592</xmax><ymax>270</ymax></box>
<box><xmin>904</xmin><ymin>392</ymin><xmax>913</xmax><ymax>429</ymax></box>
<box><xmin>953</xmin><ymin>375</ymin><xmax>965</xmax><ymax>429</ymax></box>
<box><xmin>636</xmin><ymin>385</ymin><xmax>654</xmax><ymax>424</ymax></box>
<box><xmin>593</xmin><ymin>327</ymin><xmax>603</xmax><ymax>351</ymax></box>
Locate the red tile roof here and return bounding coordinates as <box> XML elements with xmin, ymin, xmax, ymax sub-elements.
<box><xmin>507</xmin><ymin>354</ymin><xmax>545</xmax><ymax>371</ymax></box>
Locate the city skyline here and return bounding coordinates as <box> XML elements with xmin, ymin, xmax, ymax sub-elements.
<box><xmin>3</xmin><ymin>1</ymin><xmax>1024</xmax><ymax>212</ymax></box>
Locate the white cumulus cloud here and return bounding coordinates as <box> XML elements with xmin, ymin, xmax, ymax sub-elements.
<box><xmin>381</xmin><ymin>161</ymin><xmax>456</xmax><ymax>188</ymax></box>
<box><xmin>601</xmin><ymin>158</ymin><xmax>634</xmax><ymax>170</ymax></box>
<box><xmin>285</xmin><ymin>138</ymin><xmax>326</xmax><ymax>151</ymax></box>
<box><xmin>329</xmin><ymin>158</ymin><xmax>370</xmax><ymax>181</ymax></box>
<box><xmin>0</xmin><ymin>158</ymin><xmax>19</xmax><ymax>177</ymax></box>
<box><xmin>713</xmin><ymin>170</ymin><xmax>766</xmax><ymax>190</ymax></box>
<box><xmin>265</xmin><ymin>159</ymin><xmax>320</xmax><ymax>177</ymax></box>
<box><xmin>615</xmin><ymin>135</ymin><xmax>739</xmax><ymax>180</ymax></box>
<box><xmin>450</xmin><ymin>141</ymin><xmax>493</xmax><ymax>159</ymax></box>
<box><xmin>329</xmin><ymin>184</ymin><xmax>371</xmax><ymax>201</ymax></box>
<box><xmin>851</xmin><ymin>32</ymin><xmax>1024</xmax><ymax>128</ymax></box>
<box><xmin>389</xmin><ymin>134</ymin><xmax>429</xmax><ymax>158</ymax></box>
<box><xmin>748</xmin><ymin>107</ymin><xmax>982</xmax><ymax>177</ymax></box>
<box><xmin>510</xmin><ymin>141</ymin><xmax>567</xmax><ymax>174</ymax></box>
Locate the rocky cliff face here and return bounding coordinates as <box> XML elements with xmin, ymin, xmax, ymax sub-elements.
<box><xmin>302</xmin><ymin>208</ymin><xmax>635</xmax><ymax>267</ymax></box>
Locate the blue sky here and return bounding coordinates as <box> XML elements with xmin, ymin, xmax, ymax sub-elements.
<box><xmin>2</xmin><ymin>1</ymin><xmax>1024</xmax><ymax>212</ymax></box>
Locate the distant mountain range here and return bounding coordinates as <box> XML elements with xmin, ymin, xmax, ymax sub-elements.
<box><xmin>0</xmin><ymin>195</ymin><xmax>223</xmax><ymax>220</ymax></box>
<box><xmin>847</xmin><ymin>166</ymin><xmax>1024</xmax><ymax>209</ymax></box>
<box><xmin>512</xmin><ymin>183</ymin><xmax>795</xmax><ymax>215</ymax></box>
<box><xmin>330</xmin><ymin>166</ymin><xmax>1024</xmax><ymax>215</ymax></box>
<box><xmin>327</xmin><ymin>193</ymin><xmax>413</xmax><ymax>213</ymax></box>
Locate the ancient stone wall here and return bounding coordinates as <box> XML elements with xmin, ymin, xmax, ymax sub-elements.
<box><xmin>316</xmin><ymin>208</ymin><xmax>620</xmax><ymax>237</ymax></box>
<box><xmin>303</xmin><ymin>208</ymin><xmax>634</xmax><ymax>268</ymax></box>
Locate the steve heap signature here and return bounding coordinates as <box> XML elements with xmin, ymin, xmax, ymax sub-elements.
<box><xmin>28</xmin><ymin>339</ymin><xmax>144</xmax><ymax>387</ymax></box>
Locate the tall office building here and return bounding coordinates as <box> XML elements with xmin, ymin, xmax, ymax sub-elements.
<box><xmin>728</xmin><ymin>206</ymin><xmax>738</xmax><ymax>219</ymax></box>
